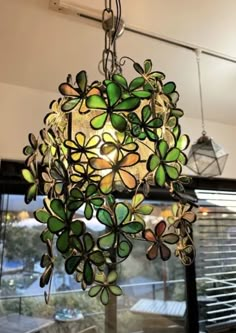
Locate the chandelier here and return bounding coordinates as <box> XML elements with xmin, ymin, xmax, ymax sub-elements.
<box><xmin>22</xmin><ymin>0</ymin><xmax>196</xmax><ymax>305</ymax></box>
<box><xmin>187</xmin><ymin>49</ymin><xmax>228</xmax><ymax>176</ymax></box>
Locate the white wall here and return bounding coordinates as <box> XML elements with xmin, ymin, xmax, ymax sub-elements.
<box><xmin>0</xmin><ymin>81</ymin><xmax>234</xmax><ymax>178</ymax></box>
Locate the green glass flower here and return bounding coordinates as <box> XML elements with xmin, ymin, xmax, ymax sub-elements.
<box><xmin>143</xmin><ymin>220</ymin><xmax>179</xmax><ymax>261</ymax></box>
<box><xmin>147</xmin><ymin>139</ymin><xmax>181</xmax><ymax>187</ymax></box>
<box><xmin>89</xmin><ymin>153</ymin><xmax>140</xmax><ymax>194</ymax></box>
<box><xmin>68</xmin><ymin>183</ymin><xmax>104</xmax><ymax>220</ymax></box>
<box><xmin>89</xmin><ymin>270</ymin><xmax>122</xmax><ymax>305</ymax></box>
<box><xmin>64</xmin><ymin>132</ymin><xmax>100</xmax><ymax>162</ymax></box>
<box><xmin>128</xmin><ymin>104</ymin><xmax>162</xmax><ymax>141</ymax></box>
<box><xmin>86</xmin><ymin>82</ymin><xmax>140</xmax><ymax>131</ymax></box>
<box><xmin>97</xmin><ymin>202</ymin><xmax>144</xmax><ymax>258</ymax></box>
<box><xmin>111</xmin><ymin>73</ymin><xmax>151</xmax><ymax>99</ymax></box>
<box><xmin>128</xmin><ymin>193</ymin><xmax>153</xmax><ymax>224</ymax></box>
<box><xmin>65</xmin><ymin>232</ymin><xmax>105</xmax><ymax>289</ymax></box>
<box><xmin>46</xmin><ymin>198</ymin><xmax>85</xmax><ymax>253</ymax></box>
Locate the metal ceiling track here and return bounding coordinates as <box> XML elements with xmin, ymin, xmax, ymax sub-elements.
<box><xmin>49</xmin><ymin>0</ymin><xmax>236</xmax><ymax>64</ymax></box>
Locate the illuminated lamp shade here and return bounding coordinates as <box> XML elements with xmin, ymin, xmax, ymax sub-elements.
<box><xmin>21</xmin><ymin>0</ymin><xmax>197</xmax><ymax>306</ymax></box>
<box><xmin>187</xmin><ymin>133</ymin><xmax>228</xmax><ymax>177</ymax></box>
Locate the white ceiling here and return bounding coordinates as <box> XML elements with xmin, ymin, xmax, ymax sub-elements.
<box><xmin>0</xmin><ymin>0</ymin><xmax>236</xmax><ymax>125</ymax></box>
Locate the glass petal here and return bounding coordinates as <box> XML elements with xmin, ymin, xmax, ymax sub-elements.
<box><xmin>163</xmin><ymin>82</ymin><xmax>176</xmax><ymax>94</ymax></box>
<box><xmin>107</xmin><ymin>270</ymin><xmax>118</xmax><ymax>283</ymax></box>
<box><xmin>136</xmin><ymin>204</ymin><xmax>153</xmax><ymax>215</ymax></box>
<box><xmin>109</xmin><ymin>286</ymin><xmax>122</xmax><ymax>296</ymax></box>
<box><xmin>110</xmin><ymin>113</ymin><xmax>127</xmax><ymax>132</ymax></box>
<box><xmin>83</xmin><ymin>233</ymin><xmax>95</xmax><ymax>252</ymax></box>
<box><xmin>89</xmin><ymin>285</ymin><xmax>102</xmax><ymax>297</ymax></box>
<box><xmin>121</xmin><ymin>222</ymin><xmax>143</xmax><ymax>234</ymax></box>
<box><xmin>76</xmin><ymin>70</ymin><xmax>87</xmax><ymax>93</ymax></box>
<box><xmin>34</xmin><ymin>209</ymin><xmax>50</xmax><ymax>223</ymax></box>
<box><xmin>56</xmin><ymin>230</ymin><xmax>69</xmax><ymax>253</ymax></box>
<box><xmin>85</xmin><ymin>202</ymin><xmax>93</xmax><ymax>220</ymax></box>
<box><xmin>165</xmin><ymin>148</ymin><xmax>180</xmax><ymax>162</ymax></box>
<box><xmin>107</xmin><ymin>82</ymin><xmax>122</xmax><ymax>107</ymax></box>
<box><xmin>98</xmin><ymin>232</ymin><xmax>116</xmax><ymax>250</ymax></box>
<box><xmin>71</xmin><ymin>220</ymin><xmax>85</xmax><ymax>236</ymax></box>
<box><xmin>147</xmin><ymin>154</ymin><xmax>160</xmax><ymax>172</ymax></box>
<box><xmin>86</xmin><ymin>184</ymin><xmax>97</xmax><ymax>197</ymax></box>
<box><xmin>159</xmin><ymin>140</ymin><xmax>168</xmax><ymax>158</ymax></box>
<box><xmin>100</xmin><ymin>287</ymin><xmax>109</xmax><ymax>305</ymax></box>
<box><xmin>65</xmin><ymin>256</ymin><xmax>81</xmax><ymax>275</ymax></box>
<box><xmin>86</xmin><ymin>135</ymin><xmax>101</xmax><ymax>149</ymax></box>
<box><xmin>59</xmin><ymin>83</ymin><xmax>80</xmax><ymax>97</ymax></box>
<box><xmin>84</xmin><ymin>260</ymin><xmax>94</xmax><ymax>285</ymax></box>
<box><xmin>61</xmin><ymin>98</ymin><xmax>80</xmax><ymax>112</ymax></box>
<box><xmin>118</xmin><ymin>169</ymin><xmax>137</xmax><ymax>190</ymax></box>
<box><xmin>129</xmin><ymin>77</ymin><xmax>145</xmax><ymax>91</ymax></box>
<box><xmin>132</xmin><ymin>193</ymin><xmax>144</xmax><ymax>208</ymax></box>
<box><xmin>48</xmin><ymin>216</ymin><xmax>65</xmax><ymax>233</ymax></box>
<box><xmin>90</xmin><ymin>112</ymin><xmax>108</xmax><ymax>130</ymax></box>
<box><xmin>165</xmin><ymin>165</ymin><xmax>179</xmax><ymax>179</ymax></box>
<box><xmin>142</xmin><ymin>105</ymin><xmax>151</xmax><ymax>122</ymax></box>
<box><xmin>86</xmin><ymin>95</ymin><xmax>107</xmax><ymax>109</ymax></box>
<box><xmin>50</xmin><ymin>199</ymin><xmax>66</xmax><ymax>220</ymax></box>
<box><xmin>112</xmin><ymin>74</ymin><xmax>128</xmax><ymax>89</ymax></box>
<box><xmin>128</xmin><ymin>112</ymin><xmax>140</xmax><ymax>124</ymax></box>
<box><xmin>114</xmin><ymin>97</ymin><xmax>140</xmax><ymax>111</ymax></box>
<box><xmin>146</xmin><ymin>244</ymin><xmax>158</xmax><ymax>260</ymax></box>
<box><xmin>132</xmin><ymin>91</ymin><xmax>152</xmax><ymax>98</ymax></box>
<box><xmin>155</xmin><ymin>220</ymin><xmax>166</xmax><ymax>237</ymax></box>
<box><xmin>117</xmin><ymin>239</ymin><xmax>132</xmax><ymax>258</ymax></box>
<box><xmin>22</xmin><ymin>169</ymin><xmax>35</xmax><ymax>183</ymax></box>
<box><xmin>97</xmin><ymin>208</ymin><xmax>113</xmax><ymax>227</ymax></box>
<box><xmin>155</xmin><ymin>165</ymin><xmax>166</xmax><ymax>186</ymax></box>
<box><xmin>163</xmin><ymin>233</ymin><xmax>179</xmax><ymax>244</ymax></box>
<box><xmin>143</xmin><ymin>229</ymin><xmax>156</xmax><ymax>242</ymax></box>
<box><xmin>144</xmin><ymin>59</ymin><xmax>152</xmax><ymax>73</ymax></box>
<box><xmin>177</xmin><ymin>135</ymin><xmax>190</xmax><ymax>150</ymax></box>
<box><xmin>115</xmin><ymin>203</ymin><xmax>129</xmax><ymax>225</ymax></box>
<box><xmin>184</xmin><ymin>211</ymin><xmax>196</xmax><ymax>223</ymax></box>
<box><xmin>160</xmin><ymin>243</ymin><xmax>171</xmax><ymax>261</ymax></box>
<box><xmin>100</xmin><ymin>172</ymin><xmax>114</xmax><ymax>194</ymax></box>
<box><xmin>75</xmin><ymin>132</ymin><xmax>85</xmax><ymax>147</ymax></box>
<box><xmin>120</xmin><ymin>153</ymin><xmax>140</xmax><ymax>167</ymax></box>
<box><xmin>90</xmin><ymin>157</ymin><xmax>112</xmax><ymax>170</ymax></box>
<box><xmin>89</xmin><ymin>250</ymin><xmax>105</xmax><ymax>266</ymax></box>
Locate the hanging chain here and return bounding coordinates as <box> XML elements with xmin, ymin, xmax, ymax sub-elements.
<box><xmin>102</xmin><ymin>0</ymin><xmax>121</xmax><ymax>79</ymax></box>
<box><xmin>195</xmin><ymin>49</ymin><xmax>206</xmax><ymax>136</ymax></box>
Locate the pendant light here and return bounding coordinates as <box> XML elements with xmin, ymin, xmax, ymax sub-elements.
<box><xmin>22</xmin><ymin>0</ymin><xmax>197</xmax><ymax>305</ymax></box>
<box><xmin>187</xmin><ymin>49</ymin><xmax>228</xmax><ymax>177</ymax></box>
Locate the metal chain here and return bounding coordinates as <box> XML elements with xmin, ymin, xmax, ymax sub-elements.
<box><xmin>195</xmin><ymin>49</ymin><xmax>206</xmax><ymax>135</ymax></box>
<box><xmin>102</xmin><ymin>0</ymin><xmax>121</xmax><ymax>79</ymax></box>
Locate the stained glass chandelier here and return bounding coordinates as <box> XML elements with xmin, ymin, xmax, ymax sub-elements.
<box><xmin>22</xmin><ymin>0</ymin><xmax>197</xmax><ymax>305</ymax></box>
<box><xmin>187</xmin><ymin>49</ymin><xmax>228</xmax><ymax>176</ymax></box>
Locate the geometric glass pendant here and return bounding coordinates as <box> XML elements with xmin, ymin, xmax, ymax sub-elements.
<box><xmin>187</xmin><ymin>133</ymin><xmax>228</xmax><ymax>176</ymax></box>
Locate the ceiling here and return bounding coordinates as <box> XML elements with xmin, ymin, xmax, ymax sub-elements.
<box><xmin>0</xmin><ymin>0</ymin><xmax>236</xmax><ymax>125</ymax></box>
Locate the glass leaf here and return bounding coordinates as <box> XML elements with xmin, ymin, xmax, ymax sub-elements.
<box><xmin>144</xmin><ymin>59</ymin><xmax>152</xmax><ymax>73</ymax></box>
<box><xmin>132</xmin><ymin>90</ymin><xmax>151</xmax><ymax>98</ymax></box>
<box><xmin>34</xmin><ymin>209</ymin><xmax>50</xmax><ymax>223</ymax></box>
<box><xmin>163</xmin><ymin>82</ymin><xmax>176</xmax><ymax>94</ymax></box>
<box><xmin>112</xmin><ymin>74</ymin><xmax>128</xmax><ymax>90</ymax></box>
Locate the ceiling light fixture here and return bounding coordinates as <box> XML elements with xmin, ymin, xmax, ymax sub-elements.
<box><xmin>187</xmin><ymin>49</ymin><xmax>228</xmax><ymax>177</ymax></box>
<box><xmin>22</xmin><ymin>0</ymin><xmax>196</xmax><ymax>305</ymax></box>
